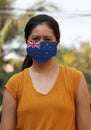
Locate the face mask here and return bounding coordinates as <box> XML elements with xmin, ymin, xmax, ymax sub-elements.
<box><xmin>26</xmin><ymin>40</ymin><xmax>57</xmax><ymax>64</ymax></box>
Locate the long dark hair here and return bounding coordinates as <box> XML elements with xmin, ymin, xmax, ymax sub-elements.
<box><xmin>21</xmin><ymin>14</ymin><xmax>60</xmax><ymax>70</ymax></box>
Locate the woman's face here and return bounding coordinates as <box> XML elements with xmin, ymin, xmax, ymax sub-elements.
<box><xmin>28</xmin><ymin>23</ymin><xmax>56</xmax><ymax>42</ymax></box>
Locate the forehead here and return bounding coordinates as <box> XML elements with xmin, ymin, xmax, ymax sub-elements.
<box><xmin>30</xmin><ymin>23</ymin><xmax>54</xmax><ymax>36</ymax></box>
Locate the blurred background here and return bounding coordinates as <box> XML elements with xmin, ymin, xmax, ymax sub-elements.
<box><xmin>0</xmin><ymin>0</ymin><xmax>91</xmax><ymax>123</ymax></box>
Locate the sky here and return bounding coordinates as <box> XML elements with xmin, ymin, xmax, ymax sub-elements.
<box><xmin>13</xmin><ymin>0</ymin><xmax>91</xmax><ymax>49</ymax></box>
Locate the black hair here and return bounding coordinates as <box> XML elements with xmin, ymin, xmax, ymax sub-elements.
<box><xmin>21</xmin><ymin>14</ymin><xmax>60</xmax><ymax>70</ymax></box>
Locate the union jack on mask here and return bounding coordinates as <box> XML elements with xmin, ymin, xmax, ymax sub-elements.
<box><xmin>27</xmin><ymin>40</ymin><xmax>40</xmax><ymax>49</ymax></box>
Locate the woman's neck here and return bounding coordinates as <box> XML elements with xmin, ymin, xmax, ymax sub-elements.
<box><xmin>30</xmin><ymin>59</ymin><xmax>58</xmax><ymax>74</ymax></box>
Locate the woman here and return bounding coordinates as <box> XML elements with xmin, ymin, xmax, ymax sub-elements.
<box><xmin>1</xmin><ymin>14</ymin><xmax>91</xmax><ymax>130</ymax></box>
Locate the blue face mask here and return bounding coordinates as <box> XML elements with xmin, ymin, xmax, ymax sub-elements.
<box><xmin>26</xmin><ymin>40</ymin><xmax>57</xmax><ymax>64</ymax></box>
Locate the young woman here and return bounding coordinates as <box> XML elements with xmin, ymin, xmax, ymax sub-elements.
<box><xmin>1</xmin><ymin>14</ymin><xmax>91</xmax><ymax>130</ymax></box>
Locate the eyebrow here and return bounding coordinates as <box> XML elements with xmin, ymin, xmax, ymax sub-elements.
<box><xmin>31</xmin><ymin>35</ymin><xmax>52</xmax><ymax>38</ymax></box>
<box><xmin>44</xmin><ymin>36</ymin><xmax>52</xmax><ymax>38</ymax></box>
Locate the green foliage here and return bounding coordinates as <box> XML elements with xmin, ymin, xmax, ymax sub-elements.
<box><xmin>0</xmin><ymin>59</ymin><xmax>22</xmax><ymax>104</ymax></box>
<box><xmin>30</xmin><ymin>0</ymin><xmax>59</xmax><ymax>12</ymax></box>
<box><xmin>0</xmin><ymin>61</ymin><xmax>20</xmax><ymax>89</ymax></box>
<box><xmin>0</xmin><ymin>62</ymin><xmax>13</xmax><ymax>104</ymax></box>
<box><xmin>0</xmin><ymin>0</ymin><xmax>13</xmax><ymax>29</ymax></box>
<box><xmin>0</xmin><ymin>19</ymin><xmax>18</xmax><ymax>43</ymax></box>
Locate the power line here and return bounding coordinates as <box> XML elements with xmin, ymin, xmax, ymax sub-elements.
<box><xmin>0</xmin><ymin>8</ymin><xmax>29</xmax><ymax>15</ymax></box>
<box><xmin>0</xmin><ymin>7</ymin><xmax>27</xmax><ymax>11</ymax></box>
<box><xmin>0</xmin><ymin>8</ymin><xmax>91</xmax><ymax>17</ymax></box>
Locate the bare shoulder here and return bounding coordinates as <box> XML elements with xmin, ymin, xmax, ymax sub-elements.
<box><xmin>1</xmin><ymin>89</ymin><xmax>17</xmax><ymax>130</ymax></box>
<box><xmin>76</xmin><ymin>75</ymin><xmax>91</xmax><ymax>129</ymax></box>
<box><xmin>2</xmin><ymin>89</ymin><xmax>17</xmax><ymax>106</ymax></box>
<box><xmin>76</xmin><ymin>75</ymin><xmax>90</xmax><ymax>103</ymax></box>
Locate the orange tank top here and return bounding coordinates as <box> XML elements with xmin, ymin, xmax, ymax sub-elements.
<box><xmin>5</xmin><ymin>65</ymin><xmax>82</xmax><ymax>130</ymax></box>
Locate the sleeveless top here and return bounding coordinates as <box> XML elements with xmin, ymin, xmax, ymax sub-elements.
<box><xmin>5</xmin><ymin>65</ymin><xmax>82</xmax><ymax>130</ymax></box>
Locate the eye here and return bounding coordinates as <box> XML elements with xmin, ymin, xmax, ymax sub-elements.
<box><xmin>32</xmin><ymin>37</ymin><xmax>39</xmax><ymax>42</ymax></box>
<box><xmin>44</xmin><ymin>36</ymin><xmax>52</xmax><ymax>42</ymax></box>
<box><xmin>44</xmin><ymin>38</ymin><xmax>52</xmax><ymax>42</ymax></box>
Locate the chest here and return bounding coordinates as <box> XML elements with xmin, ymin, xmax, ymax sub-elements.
<box><xmin>17</xmin><ymin>81</ymin><xmax>75</xmax><ymax>122</ymax></box>
<box><xmin>29</xmin><ymin>68</ymin><xmax>60</xmax><ymax>95</ymax></box>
